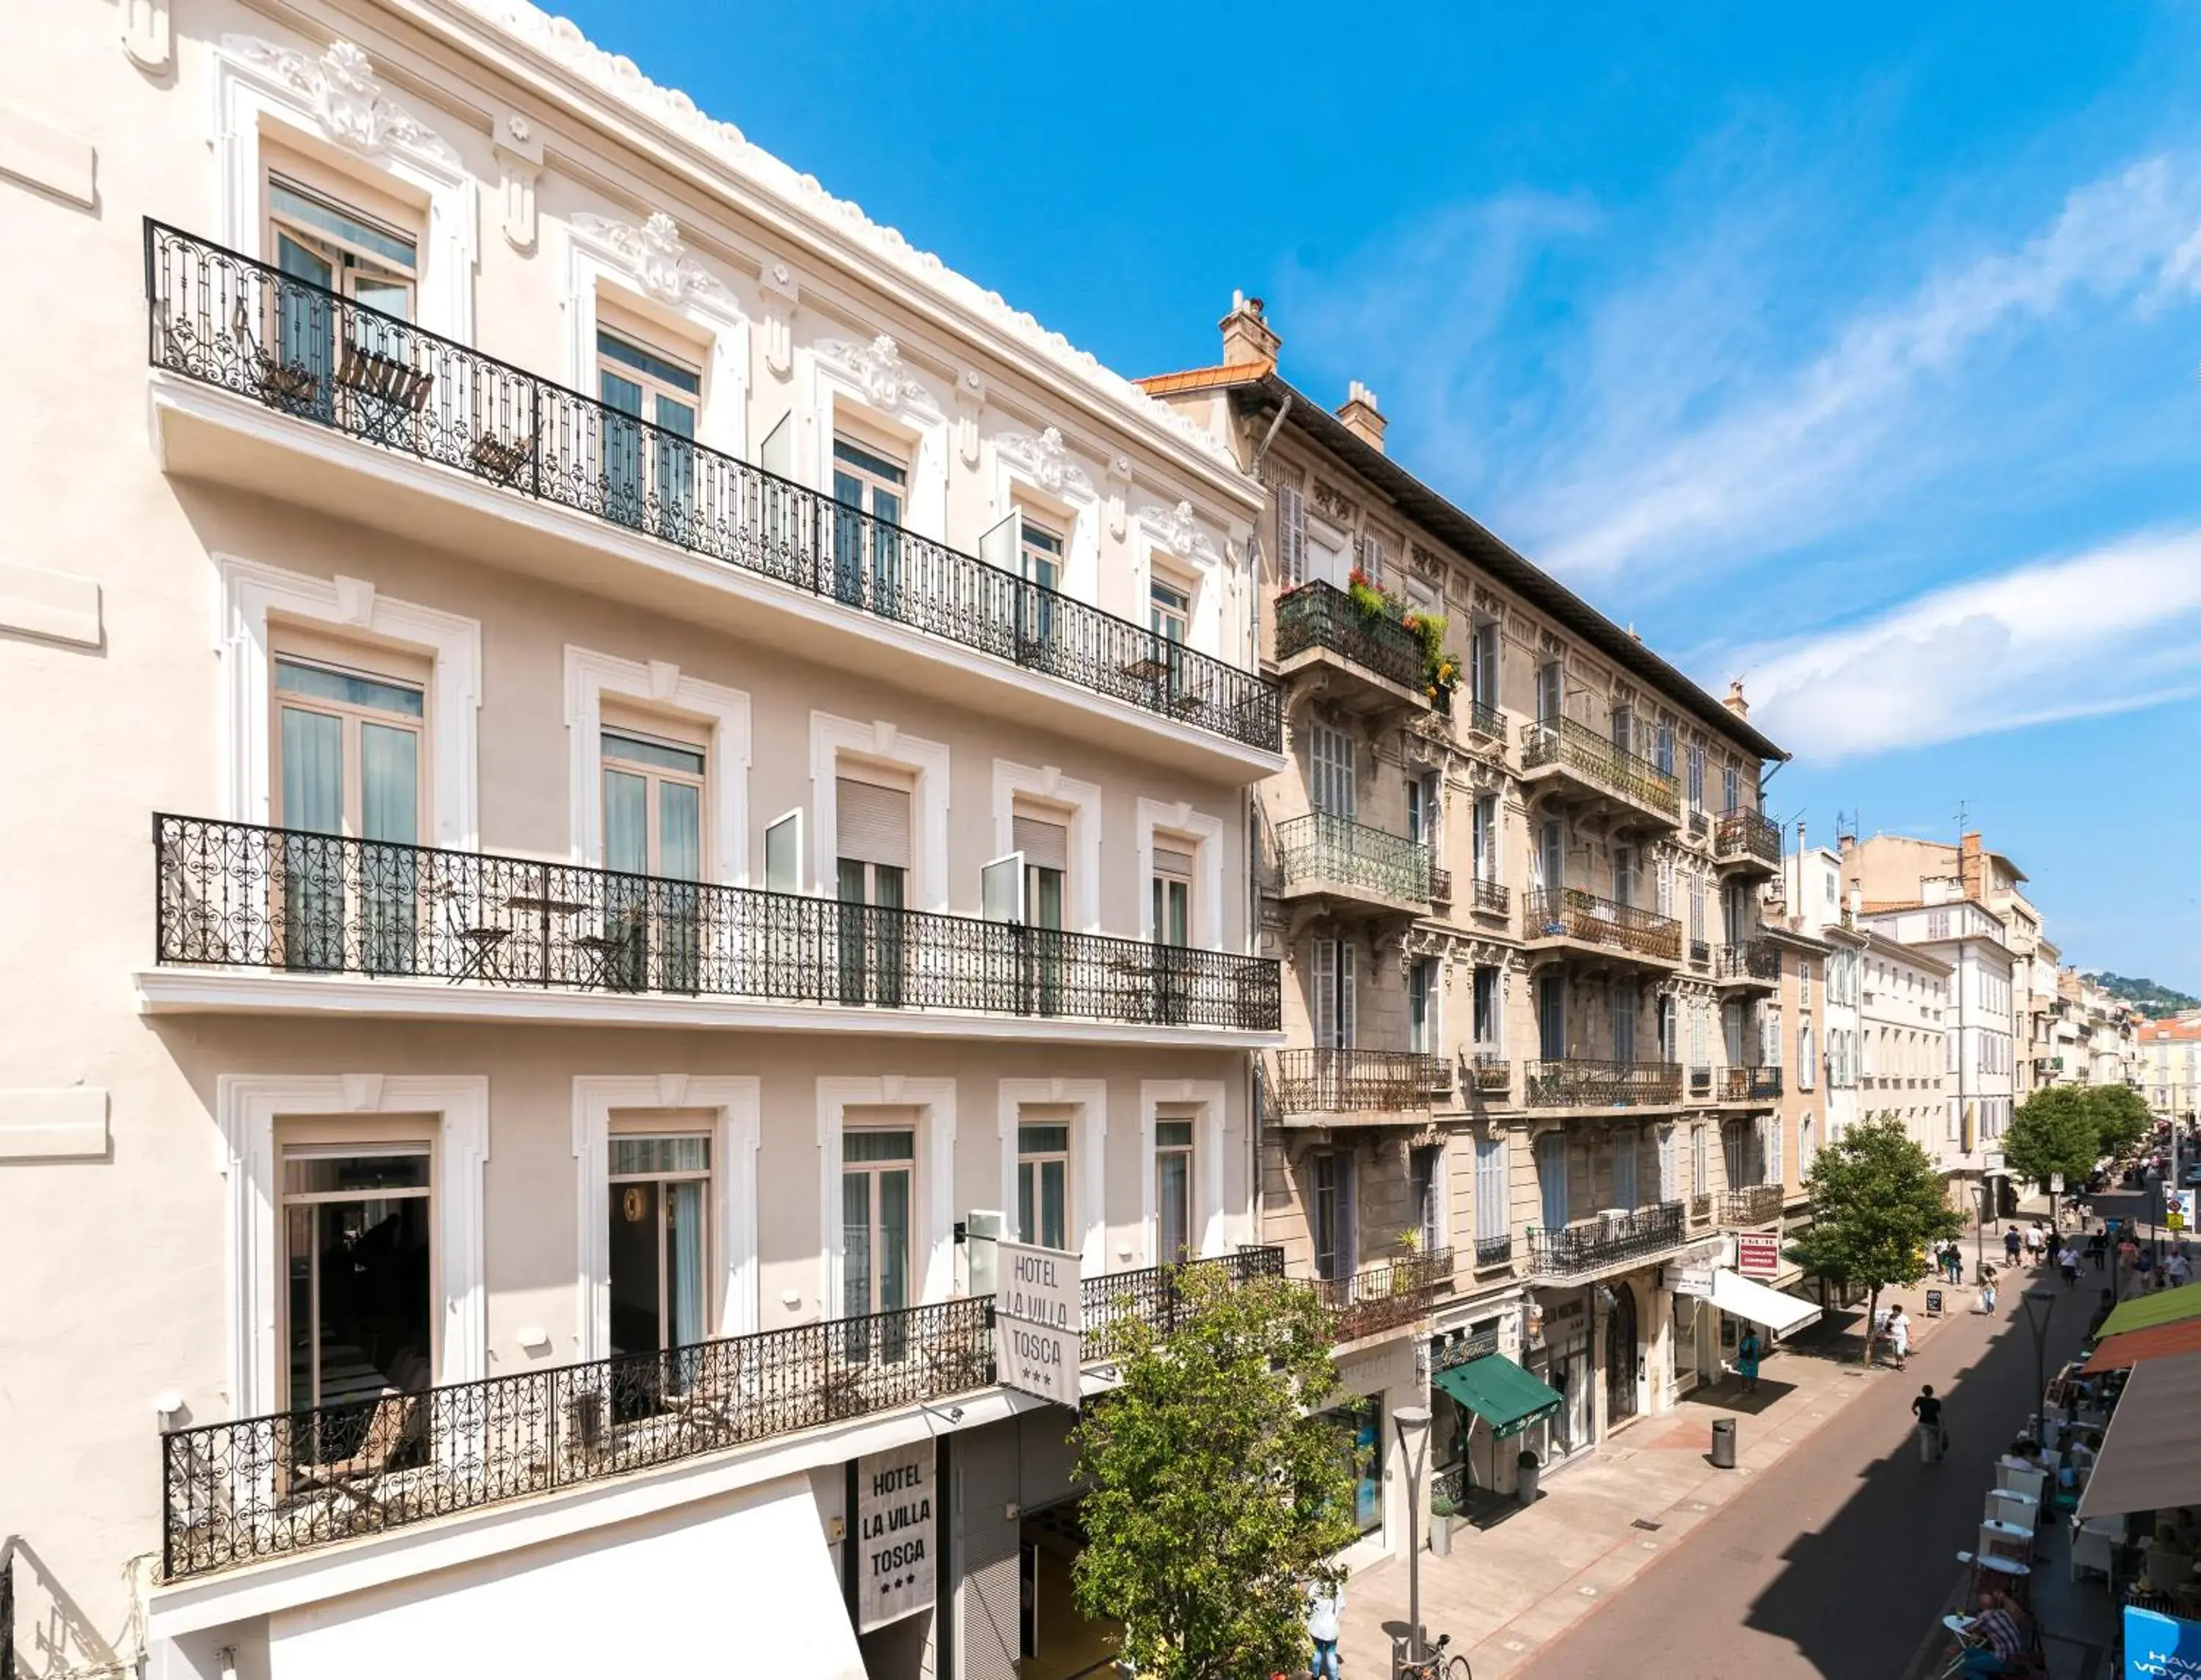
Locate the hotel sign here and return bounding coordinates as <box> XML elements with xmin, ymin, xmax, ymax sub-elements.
<box><xmin>998</xmin><ymin>1240</ymin><xmax>1083</xmax><ymax>1406</ymax></box>
<box><xmin>856</xmin><ymin>1440</ymin><xmax>936</xmax><ymax>1630</ymax></box>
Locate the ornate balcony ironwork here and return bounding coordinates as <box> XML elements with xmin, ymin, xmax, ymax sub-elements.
<box><xmin>144</xmin><ymin>222</ymin><xmax>1281</xmax><ymax>753</ymax></box>
<box><xmin>1527</xmin><ymin>1202</ymin><xmax>1684</xmax><ymax>1276</ymax></box>
<box><xmin>1276</xmin><ymin>811</ymin><xmax>1434</xmax><ymax>906</ymax></box>
<box><xmin>153</xmin><ymin>814</ymin><xmax>1280</xmax><ymax>1031</ymax></box>
<box><xmin>1079</xmin><ymin>1246</ymin><xmax>1287</xmax><ymax>1362</ymax></box>
<box><xmin>1524</xmin><ymin>888</ymin><xmax>1683</xmax><ymax>963</ymax></box>
<box><xmin>1722</xmin><ymin>1065</ymin><xmax>1784</xmax><ymax>1101</ymax></box>
<box><xmin>1714</xmin><ymin>808</ymin><xmax>1782</xmax><ymax>869</ymax></box>
<box><xmin>1273</xmin><ymin>580</ymin><xmax>1427</xmax><ymax>695</ymax></box>
<box><xmin>1461</xmin><ymin>698</ymin><xmax>1505</xmax><ymax>742</ymax></box>
<box><xmin>1311</xmin><ymin>1250</ymin><xmax>1453</xmax><ymax>1341</ymax></box>
<box><xmin>1471</xmin><ymin>877</ymin><xmax>1511</xmax><ymax>918</ymax></box>
<box><xmin>1524</xmin><ymin>1058</ymin><xmax>1684</xmax><ymax>1108</ymax></box>
<box><xmin>1472</xmin><ymin>1233</ymin><xmax>1514</xmax><ymax>1269</ymax></box>
<box><xmin>1689</xmin><ymin>938</ymin><xmax>1712</xmax><ymax>966</ymax></box>
<box><xmin>1689</xmin><ymin>1064</ymin><xmax>1713</xmax><ymax>1098</ymax></box>
<box><xmin>1467</xmin><ymin>1051</ymin><xmax>1512</xmax><ymax>1099</ymax></box>
<box><xmin>1720</xmin><ymin>1184</ymin><xmax>1786</xmax><ymax>1226</ymax></box>
<box><xmin>1687</xmin><ymin>810</ymin><xmax>1709</xmax><ymax>841</ymax></box>
<box><xmin>161</xmin><ymin>1296</ymin><xmax>995</xmax><ymax>1580</ymax></box>
<box><xmin>1689</xmin><ymin>1191</ymin><xmax>1714</xmax><ymax>1224</ymax></box>
<box><xmin>1519</xmin><ymin>715</ymin><xmax>1681</xmax><ymax>820</ymax></box>
<box><xmin>1272</xmin><ymin>1048</ymin><xmax>1445</xmax><ymax>1114</ymax></box>
<box><xmin>1430</xmin><ymin>866</ymin><xmax>1453</xmax><ymax>906</ymax></box>
<box><xmin>1714</xmin><ymin>940</ymin><xmax>1781</xmax><ymax>984</ymax></box>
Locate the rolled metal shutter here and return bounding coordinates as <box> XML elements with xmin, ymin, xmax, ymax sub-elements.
<box><xmin>836</xmin><ymin>778</ymin><xmax>911</xmax><ymax>869</ymax></box>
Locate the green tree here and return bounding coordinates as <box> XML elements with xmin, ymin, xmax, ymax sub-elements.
<box><xmin>2087</xmin><ymin>1084</ymin><xmax>2151</xmax><ymax>1160</ymax></box>
<box><xmin>1072</xmin><ymin>1266</ymin><xmax>1360</xmax><ymax>1680</ymax></box>
<box><xmin>1789</xmin><ymin>1119</ymin><xmax>1964</xmax><ymax>1364</ymax></box>
<box><xmin>2005</xmin><ymin>1086</ymin><xmax>2101</xmax><ymax>1216</ymax></box>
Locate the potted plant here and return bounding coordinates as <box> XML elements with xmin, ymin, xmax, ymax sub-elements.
<box><xmin>1429</xmin><ymin>1487</ymin><xmax>1459</xmax><ymax>1555</ymax></box>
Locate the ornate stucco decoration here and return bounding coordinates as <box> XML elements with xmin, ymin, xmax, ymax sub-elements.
<box><xmin>1311</xmin><ymin>481</ymin><xmax>1357</xmax><ymax>524</ymax></box>
<box><xmin>1409</xmin><ymin>542</ymin><xmax>1445</xmax><ymax>583</ymax></box>
<box><xmin>816</xmin><ymin>334</ymin><xmax>941</xmax><ymax>419</ymax></box>
<box><xmin>440</xmin><ymin>0</ymin><xmax>1236</xmax><ymax>468</ymax></box>
<box><xmin>997</xmin><ymin>427</ymin><xmax>1093</xmax><ymax>497</ymax></box>
<box><xmin>1136</xmin><ymin>500</ymin><xmax>1221</xmax><ymax>564</ymax></box>
<box><xmin>230</xmin><ymin>37</ymin><xmax>455</xmax><ymax>161</ymax></box>
<box><xmin>572</xmin><ymin>211</ymin><xmax>729</xmax><ymax>307</ymax></box>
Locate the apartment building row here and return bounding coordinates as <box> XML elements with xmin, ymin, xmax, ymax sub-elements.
<box><xmin>0</xmin><ymin>4</ymin><xmax>1804</xmax><ymax>1677</ymax></box>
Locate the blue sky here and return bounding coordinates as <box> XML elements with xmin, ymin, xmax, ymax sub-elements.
<box><xmin>555</xmin><ymin>0</ymin><xmax>2201</xmax><ymax>987</ymax></box>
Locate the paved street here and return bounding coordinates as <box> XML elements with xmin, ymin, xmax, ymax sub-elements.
<box><xmin>1517</xmin><ymin>1230</ymin><xmax>2104</xmax><ymax>1680</ymax></box>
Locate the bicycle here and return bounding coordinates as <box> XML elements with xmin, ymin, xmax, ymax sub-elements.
<box><xmin>1396</xmin><ymin>1632</ymin><xmax>1472</xmax><ymax>1680</ymax></box>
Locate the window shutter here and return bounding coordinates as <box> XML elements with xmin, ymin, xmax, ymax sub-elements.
<box><xmin>1475</xmin><ymin>1136</ymin><xmax>1506</xmax><ymax>1243</ymax></box>
<box><xmin>836</xmin><ymin>778</ymin><xmax>911</xmax><ymax>868</ymax></box>
<box><xmin>1339</xmin><ymin>940</ymin><xmax>1357</xmax><ymax>1047</ymax></box>
<box><xmin>1278</xmin><ymin>483</ymin><xmax>1305</xmax><ymax>586</ymax></box>
<box><xmin>1153</xmin><ymin>844</ymin><xmax>1194</xmax><ymax>880</ymax></box>
<box><xmin>1012</xmin><ymin>814</ymin><xmax>1069</xmax><ymax>872</ymax></box>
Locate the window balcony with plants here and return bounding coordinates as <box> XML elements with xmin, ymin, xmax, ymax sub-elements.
<box><xmin>1272</xmin><ymin>571</ymin><xmax>1460</xmax><ymax>715</ymax></box>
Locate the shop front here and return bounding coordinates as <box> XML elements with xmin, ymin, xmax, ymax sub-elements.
<box><xmin>1524</xmin><ymin>1291</ymin><xmax>1593</xmax><ymax>1466</ymax></box>
<box><xmin>1429</xmin><ymin>1345</ymin><xmax>1563</xmax><ymax>1515</ymax></box>
<box><xmin>1324</xmin><ymin>1337</ymin><xmax>1423</xmax><ymax>1567</ymax></box>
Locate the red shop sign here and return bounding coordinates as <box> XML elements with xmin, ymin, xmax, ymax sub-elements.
<box><xmin>1736</xmin><ymin>1233</ymin><xmax>1782</xmax><ymax>1277</ymax></box>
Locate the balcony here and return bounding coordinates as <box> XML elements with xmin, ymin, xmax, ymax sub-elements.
<box><xmin>1722</xmin><ymin>1066</ymin><xmax>1784</xmax><ymax>1103</ymax></box>
<box><xmin>1713</xmin><ymin>939</ymin><xmax>1781</xmax><ymax>987</ymax></box>
<box><xmin>1714</xmin><ymin>808</ymin><xmax>1783</xmax><ymax>872</ymax></box>
<box><xmin>1272</xmin><ymin>580</ymin><xmax>1430</xmax><ymax>714</ymax></box>
<box><xmin>1720</xmin><ymin>1184</ymin><xmax>1786</xmax><ymax>1227</ymax></box>
<box><xmin>1079</xmin><ymin>1246</ymin><xmax>1288</xmax><ymax>1362</ymax></box>
<box><xmin>1466</xmin><ymin>1051</ymin><xmax>1514</xmax><ymax>1103</ymax></box>
<box><xmin>1525</xmin><ymin>888</ymin><xmax>1683</xmax><ymax>966</ymax></box>
<box><xmin>1276</xmin><ymin>811</ymin><xmax>1434</xmax><ymax>916</ymax></box>
<box><xmin>1519</xmin><ymin>717</ymin><xmax>1680</xmax><ymax>828</ymax></box>
<box><xmin>1312</xmin><ymin>1250</ymin><xmax>1453</xmax><ymax>1342</ymax></box>
<box><xmin>1272</xmin><ymin>1048</ymin><xmax>1447</xmax><ymax>1124</ymax></box>
<box><xmin>1460</xmin><ymin>698</ymin><xmax>1505</xmax><ymax>743</ymax></box>
<box><xmin>143</xmin><ymin>223</ymin><xmax>1281</xmax><ymax>772</ymax></box>
<box><xmin>1470</xmin><ymin>877</ymin><xmax>1512</xmax><ymax>921</ymax></box>
<box><xmin>1688</xmin><ymin>938</ymin><xmax>1712</xmax><ymax>969</ymax></box>
<box><xmin>1688</xmin><ymin>1191</ymin><xmax>1714</xmax><ymax>1225</ymax></box>
<box><xmin>1524</xmin><ymin>1058</ymin><xmax>1684</xmax><ymax>1109</ymax></box>
<box><xmin>1528</xmin><ymin>1202</ymin><xmax>1685</xmax><ymax>1277</ymax></box>
<box><xmin>145</xmin><ymin>815</ymin><xmax>1280</xmax><ymax>1040</ymax></box>
<box><xmin>1689</xmin><ymin>1064</ymin><xmax>1713</xmax><ymax>1099</ymax></box>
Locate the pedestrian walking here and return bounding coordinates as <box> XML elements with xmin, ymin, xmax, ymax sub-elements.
<box><xmin>1949</xmin><ymin>1243</ymin><xmax>1965</xmax><ymax>1286</ymax></box>
<box><xmin>2136</xmin><ymin>1247</ymin><xmax>2156</xmax><ymax>1293</ymax></box>
<box><xmin>2170</xmin><ymin>1247</ymin><xmax>2191</xmax><ymax>1287</ymax></box>
<box><xmin>2060</xmin><ymin>1243</ymin><xmax>2082</xmax><ymax>1289</ymax></box>
<box><xmin>2004</xmin><ymin>1227</ymin><xmax>2023</xmax><ymax>1266</ymax></box>
<box><xmin>1978</xmin><ymin>1263</ymin><xmax>1999</xmax><ymax>1314</ymax></box>
<box><xmin>2087</xmin><ymin>1226</ymin><xmax>2107</xmax><ymax>1272</ymax></box>
<box><xmin>1888</xmin><ymin>1306</ymin><xmax>1912</xmax><ymax>1370</ymax></box>
<box><xmin>1304</xmin><ymin>1576</ymin><xmax>1344</xmax><ymax>1680</ymax></box>
<box><xmin>1913</xmin><ymin>1384</ymin><xmax>1949</xmax><ymax>1464</ymax></box>
<box><xmin>2024</xmin><ymin>1224</ymin><xmax>2043</xmax><ymax>1264</ymax></box>
<box><xmin>1737</xmin><ymin>1328</ymin><xmax>1763</xmax><ymax>1395</ymax></box>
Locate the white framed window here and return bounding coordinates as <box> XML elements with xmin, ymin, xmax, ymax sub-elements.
<box><xmin>1474</xmin><ymin>1133</ymin><xmax>1508</xmax><ymax>1246</ymax></box>
<box><xmin>1015</xmin><ymin>1120</ymin><xmax>1072</xmax><ymax>1252</ymax></box>
<box><xmin>1691</xmin><ymin>1124</ymin><xmax>1707</xmax><ymax>1197</ymax></box>
<box><xmin>1150</xmin><ymin>571</ymin><xmax>1192</xmax><ymax>644</ymax></box>
<box><xmin>607</xmin><ymin>1128</ymin><xmax>713</xmax><ymax>1357</ymax></box>
<box><xmin>1156</xmin><ymin>1118</ymin><xmax>1195</xmax><ymax>1263</ymax></box>
<box><xmin>1472</xmin><ymin>793</ymin><xmax>1498</xmax><ymax>883</ymax></box>
<box><xmin>1308</xmin><ymin>723</ymin><xmax>1356</xmax><ymax>818</ymax></box>
<box><xmin>1470</xmin><ymin>619</ymin><xmax>1500</xmax><ymax>712</ymax></box>
<box><xmin>1657</xmin><ymin>1125</ymin><xmax>1677</xmax><ymax>1202</ymax></box>
<box><xmin>602</xmin><ymin>723</ymin><xmax>706</xmax><ymax>880</ymax></box>
<box><xmin>842</xmin><ymin>1125</ymin><xmax>916</xmax><ymax>1321</ymax></box>
<box><xmin>1798</xmin><ymin>1022</ymin><xmax>1817</xmax><ymax>1090</ymax></box>
<box><xmin>1472</xmin><ymin>964</ymin><xmax>1502</xmax><ymax>1050</ymax></box>
<box><xmin>279</xmin><ymin>1133</ymin><xmax>434</xmax><ymax>1413</ymax></box>
<box><xmin>597</xmin><ymin>326</ymin><xmax>701</xmax><ymax>527</ymax></box>
<box><xmin>1407</xmin><ymin>770</ymin><xmax>1442</xmax><ymax>849</ymax></box>
<box><xmin>1536</xmin><ymin>1129</ymin><xmax>1568</xmax><ymax>1231</ymax></box>
<box><xmin>266</xmin><ymin>173</ymin><xmax>418</xmax><ymax>321</ymax></box>
<box><xmin>1687</xmin><ymin>744</ymin><xmax>1706</xmax><ymax>814</ymax></box>
<box><xmin>1410</xmin><ymin>1143</ymin><xmax>1444</xmax><ymax>1253</ymax></box>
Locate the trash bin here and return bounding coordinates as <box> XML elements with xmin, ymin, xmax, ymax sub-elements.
<box><xmin>1516</xmin><ymin>1448</ymin><xmax>1541</xmax><ymax>1505</ymax></box>
<box><xmin>1711</xmin><ymin>1417</ymin><xmax>1737</xmax><ymax>1469</ymax></box>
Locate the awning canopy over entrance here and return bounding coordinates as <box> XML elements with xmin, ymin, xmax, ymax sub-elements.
<box><xmin>2076</xmin><ymin>1348</ymin><xmax>2201</xmax><ymax>1521</ymax></box>
<box><xmin>1707</xmin><ymin>1268</ymin><xmax>1822</xmax><ymax>1336</ymax></box>
<box><xmin>2081</xmin><ymin>1316</ymin><xmax>2201</xmax><ymax>1373</ymax></box>
<box><xmin>2098</xmin><ymin>1280</ymin><xmax>2201</xmax><ymax>1340</ymax></box>
<box><xmin>1433</xmin><ymin>1354</ymin><xmax>1563</xmax><ymax>1440</ymax></box>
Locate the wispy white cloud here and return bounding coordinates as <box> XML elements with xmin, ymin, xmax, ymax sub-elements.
<box><xmin>1734</xmin><ymin>527</ymin><xmax>2201</xmax><ymax>761</ymax></box>
<box><xmin>1514</xmin><ymin>157</ymin><xmax>2201</xmax><ymax>580</ymax></box>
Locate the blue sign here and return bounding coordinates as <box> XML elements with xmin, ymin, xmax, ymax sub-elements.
<box><xmin>2124</xmin><ymin>1605</ymin><xmax>2201</xmax><ymax>1679</ymax></box>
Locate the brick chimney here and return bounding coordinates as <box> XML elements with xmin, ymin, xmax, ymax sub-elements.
<box><xmin>1960</xmin><ymin>832</ymin><xmax>1983</xmax><ymax>902</ymax></box>
<box><xmin>1723</xmin><ymin>679</ymin><xmax>1750</xmax><ymax>720</ymax></box>
<box><xmin>1336</xmin><ymin>381</ymin><xmax>1387</xmax><ymax>453</ymax></box>
<box><xmin>1219</xmin><ymin>290</ymin><xmax>1280</xmax><ymax>368</ymax></box>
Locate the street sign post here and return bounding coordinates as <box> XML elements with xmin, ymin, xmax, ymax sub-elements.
<box><xmin>997</xmin><ymin>1240</ymin><xmax>1082</xmax><ymax>1406</ymax></box>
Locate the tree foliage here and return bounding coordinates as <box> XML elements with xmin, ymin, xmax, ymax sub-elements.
<box><xmin>1071</xmin><ymin>1266</ymin><xmax>1360</xmax><ymax>1680</ymax></box>
<box><xmin>1789</xmin><ymin>1119</ymin><xmax>1964</xmax><ymax>1362</ymax></box>
<box><xmin>2006</xmin><ymin>1086</ymin><xmax>2101</xmax><ymax>1190</ymax></box>
<box><xmin>2087</xmin><ymin>1084</ymin><xmax>2151</xmax><ymax>1158</ymax></box>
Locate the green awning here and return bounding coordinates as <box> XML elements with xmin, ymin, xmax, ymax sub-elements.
<box><xmin>1432</xmin><ymin>1354</ymin><xmax>1563</xmax><ymax>1441</ymax></box>
<box><xmin>2099</xmin><ymin>1279</ymin><xmax>2201</xmax><ymax>1340</ymax></box>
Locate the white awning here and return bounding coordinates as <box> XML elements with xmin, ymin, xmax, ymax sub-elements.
<box><xmin>269</xmin><ymin>1472</ymin><xmax>864</xmax><ymax>1680</ymax></box>
<box><xmin>1709</xmin><ymin>1268</ymin><xmax>1822</xmax><ymax>1336</ymax></box>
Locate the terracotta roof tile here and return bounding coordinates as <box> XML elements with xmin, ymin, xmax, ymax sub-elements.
<box><xmin>1134</xmin><ymin>362</ymin><xmax>1271</xmax><ymax>395</ymax></box>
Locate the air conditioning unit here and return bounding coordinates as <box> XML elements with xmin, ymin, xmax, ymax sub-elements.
<box><xmin>1597</xmin><ymin>1207</ymin><xmax>1632</xmax><ymax>1230</ymax></box>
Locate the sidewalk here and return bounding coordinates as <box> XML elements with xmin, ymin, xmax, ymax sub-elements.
<box><xmin>1337</xmin><ymin>1316</ymin><xmax>1942</xmax><ymax>1679</ymax></box>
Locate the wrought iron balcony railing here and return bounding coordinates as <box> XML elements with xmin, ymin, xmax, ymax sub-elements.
<box><xmin>1472</xmin><ymin>1233</ymin><xmax>1514</xmax><ymax>1269</ymax></box>
<box><xmin>1687</xmin><ymin>810</ymin><xmax>1709</xmax><ymax>841</ymax></box>
<box><xmin>1272</xmin><ymin>1048</ymin><xmax>1446</xmax><ymax>1114</ymax></box>
<box><xmin>1689</xmin><ymin>938</ymin><xmax>1712</xmax><ymax>966</ymax></box>
<box><xmin>1525</xmin><ymin>888</ymin><xmax>1683</xmax><ymax>963</ymax></box>
<box><xmin>153</xmin><ymin>814</ymin><xmax>1280</xmax><ymax>1031</ymax></box>
<box><xmin>1528</xmin><ymin>1202</ymin><xmax>1684</xmax><ymax>1276</ymax></box>
<box><xmin>1430</xmin><ymin>866</ymin><xmax>1453</xmax><ymax>905</ymax></box>
<box><xmin>144</xmin><ymin>222</ymin><xmax>1281</xmax><ymax>753</ymax></box>
<box><xmin>162</xmin><ymin>1296</ymin><xmax>995</xmax><ymax>1580</ymax></box>
<box><xmin>1519</xmin><ymin>715</ymin><xmax>1681</xmax><ymax>819</ymax></box>
<box><xmin>1689</xmin><ymin>1191</ymin><xmax>1714</xmax><ymax>1223</ymax></box>
<box><xmin>1689</xmin><ymin>1064</ymin><xmax>1713</xmax><ymax>1098</ymax></box>
<box><xmin>1467</xmin><ymin>1051</ymin><xmax>1512</xmax><ymax>1098</ymax></box>
<box><xmin>1276</xmin><ymin>810</ymin><xmax>1434</xmax><ymax>905</ymax></box>
<box><xmin>1714</xmin><ymin>808</ymin><xmax>1782</xmax><ymax>868</ymax></box>
<box><xmin>1079</xmin><ymin>1246</ymin><xmax>1287</xmax><ymax>1363</ymax></box>
<box><xmin>1273</xmin><ymin>580</ymin><xmax>1426</xmax><ymax>695</ymax></box>
<box><xmin>1714</xmin><ymin>940</ymin><xmax>1781</xmax><ymax>983</ymax></box>
<box><xmin>1312</xmin><ymin>1250</ymin><xmax>1453</xmax><ymax>1341</ymax></box>
<box><xmin>1471</xmin><ymin>877</ymin><xmax>1511</xmax><ymax>918</ymax></box>
<box><xmin>1722</xmin><ymin>1065</ymin><xmax>1784</xmax><ymax>1101</ymax></box>
<box><xmin>1461</xmin><ymin>698</ymin><xmax>1505</xmax><ymax>742</ymax></box>
<box><xmin>1720</xmin><ymin>1184</ymin><xmax>1786</xmax><ymax>1226</ymax></box>
<box><xmin>1525</xmin><ymin>1058</ymin><xmax>1684</xmax><ymax>1108</ymax></box>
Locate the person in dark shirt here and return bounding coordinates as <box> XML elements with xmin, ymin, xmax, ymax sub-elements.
<box><xmin>1913</xmin><ymin>1384</ymin><xmax>1948</xmax><ymax>1464</ymax></box>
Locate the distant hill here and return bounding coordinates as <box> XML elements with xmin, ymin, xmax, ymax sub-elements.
<box><xmin>2089</xmin><ymin>971</ymin><xmax>2201</xmax><ymax>1015</ymax></box>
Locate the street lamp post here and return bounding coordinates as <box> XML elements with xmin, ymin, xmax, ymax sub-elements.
<box><xmin>1394</xmin><ymin>1405</ymin><xmax>1432</xmax><ymax>1666</ymax></box>
<box><xmin>1974</xmin><ymin>1181</ymin><xmax>1988</xmax><ymax>1277</ymax></box>
<box><xmin>2021</xmin><ymin>1289</ymin><xmax>2056</xmax><ymax>1443</ymax></box>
